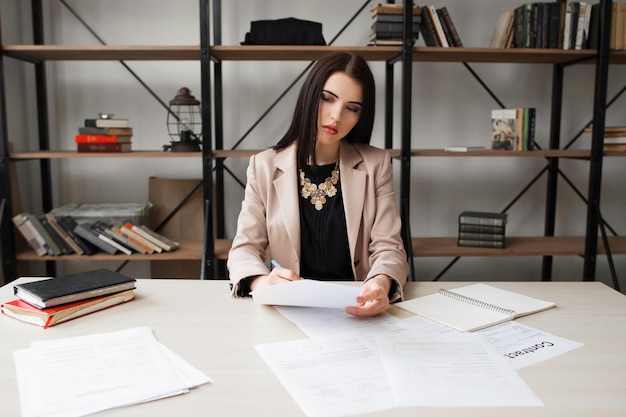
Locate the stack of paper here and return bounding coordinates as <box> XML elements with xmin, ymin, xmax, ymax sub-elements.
<box><xmin>13</xmin><ymin>327</ymin><xmax>212</xmax><ymax>417</ymax></box>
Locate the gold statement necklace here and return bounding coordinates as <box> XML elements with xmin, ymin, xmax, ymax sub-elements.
<box><xmin>299</xmin><ymin>161</ymin><xmax>339</xmax><ymax>211</ymax></box>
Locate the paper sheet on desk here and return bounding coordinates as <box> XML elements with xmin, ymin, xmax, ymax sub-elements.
<box><xmin>251</xmin><ymin>279</ymin><xmax>360</xmax><ymax>308</ymax></box>
<box><xmin>13</xmin><ymin>326</ymin><xmax>213</xmax><ymax>417</ymax></box>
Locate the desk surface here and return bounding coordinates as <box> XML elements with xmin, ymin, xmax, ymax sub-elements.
<box><xmin>1</xmin><ymin>279</ymin><xmax>625</xmax><ymax>417</ymax></box>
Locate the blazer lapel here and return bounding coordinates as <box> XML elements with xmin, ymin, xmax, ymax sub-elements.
<box><xmin>273</xmin><ymin>144</ymin><xmax>301</xmax><ymax>259</ymax></box>
<box><xmin>339</xmin><ymin>142</ymin><xmax>365</xmax><ymax>262</ymax></box>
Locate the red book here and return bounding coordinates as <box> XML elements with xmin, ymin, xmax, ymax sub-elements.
<box><xmin>1</xmin><ymin>289</ymin><xmax>135</xmax><ymax>328</ymax></box>
<box><xmin>75</xmin><ymin>134</ymin><xmax>132</xmax><ymax>143</ymax></box>
<box><xmin>77</xmin><ymin>142</ymin><xmax>132</xmax><ymax>152</ymax></box>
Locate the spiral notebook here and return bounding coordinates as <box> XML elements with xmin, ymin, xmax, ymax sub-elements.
<box><xmin>396</xmin><ymin>283</ymin><xmax>556</xmax><ymax>332</ymax></box>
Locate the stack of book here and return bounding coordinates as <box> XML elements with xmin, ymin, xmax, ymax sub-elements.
<box><xmin>76</xmin><ymin>116</ymin><xmax>132</xmax><ymax>153</ymax></box>
<box><xmin>490</xmin><ymin>108</ymin><xmax>535</xmax><ymax>151</ymax></box>
<box><xmin>12</xmin><ymin>212</ymin><xmax>179</xmax><ymax>257</ymax></box>
<box><xmin>419</xmin><ymin>5</ymin><xmax>463</xmax><ymax>47</ymax></box>
<box><xmin>585</xmin><ymin>126</ymin><xmax>626</xmax><ymax>152</ymax></box>
<box><xmin>1</xmin><ymin>269</ymin><xmax>136</xmax><ymax>328</ymax></box>
<box><xmin>458</xmin><ymin>211</ymin><xmax>507</xmax><ymax>249</ymax></box>
<box><xmin>369</xmin><ymin>3</ymin><xmax>421</xmax><ymax>46</ymax></box>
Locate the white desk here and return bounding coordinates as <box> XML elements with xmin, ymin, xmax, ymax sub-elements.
<box><xmin>1</xmin><ymin>279</ymin><xmax>625</xmax><ymax>417</ymax></box>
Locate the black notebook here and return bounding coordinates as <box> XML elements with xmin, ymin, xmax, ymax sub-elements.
<box><xmin>13</xmin><ymin>269</ymin><xmax>136</xmax><ymax>309</ymax></box>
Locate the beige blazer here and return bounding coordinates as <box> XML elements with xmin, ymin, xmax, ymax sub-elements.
<box><xmin>227</xmin><ymin>141</ymin><xmax>409</xmax><ymax>300</ymax></box>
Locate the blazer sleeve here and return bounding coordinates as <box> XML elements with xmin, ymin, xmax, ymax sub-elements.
<box><xmin>361</xmin><ymin>148</ymin><xmax>409</xmax><ymax>302</ymax></box>
<box><xmin>227</xmin><ymin>154</ymin><xmax>272</xmax><ymax>296</ymax></box>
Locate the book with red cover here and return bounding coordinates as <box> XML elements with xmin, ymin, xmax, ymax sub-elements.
<box><xmin>75</xmin><ymin>134</ymin><xmax>132</xmax><ymax>143</ymax></box>
<box><xmin>13</xmin><ymin>268</ymin><xmax>136</xmax><ymax>309</ymax></box>
<box><xmin>1</xmin><ymin>289</ymin><xmax>135</xmax><ymax>328</ymax></box>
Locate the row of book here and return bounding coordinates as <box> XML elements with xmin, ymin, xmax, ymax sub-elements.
<box><xmin>490</xmin><ymin>108</ymin><xmax>536</xmax><ymax>151</ymax></box>
<box><xmin>419</xmin><ymin>5</ymin><xmax>463</xmax><ymax>47</ymax></box>
<box><xmin>1</xmin><ymin>269</ymin><xmax>136</xmax><ymax>328</ymax></box>
<box><xmin>457</xmin><ymin>211</ymin><xmax>507</xmax><ymax>249</ymax></box>
<box><xmin>12</xmin><ymin>212</ymin><xmax>178</xmax><ymax>257</ymax></box>
<box><xmin>490</xmin><ymin>1</ymin><xmax>626</xmax><ymax>50</ymax></box>
<box><xmin>76</xmin><ymin>116</ymin><xmax>132</xmax><ymax>153</ymax></box>
<box><xmin>369</xmin><ymin>3</ymin><xmax>421</xmax><ymax>46</ymax></box>
<box><xmin>585</xmin><ymin>125</ymin><xmax>626</xmax><ymax>152</ymax></box>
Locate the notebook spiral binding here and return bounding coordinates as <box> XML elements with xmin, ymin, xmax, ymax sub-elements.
<box><xmin>438</xmin><ymin>288</ymin><xmax>517</xmax><ymax>316</ymax></box>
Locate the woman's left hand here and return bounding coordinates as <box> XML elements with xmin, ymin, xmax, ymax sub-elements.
<box><xmin>345</xmin><ymin>275</ymin><xmax>391</xmax><ymax>317</ymax></box>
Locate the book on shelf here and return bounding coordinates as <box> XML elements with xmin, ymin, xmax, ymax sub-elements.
<box><xmin>459</xmin><ymin>211</ymin><xmax>508</xmax><ymax>227</ymax></box>
<box><xmin>89</xmin><ymin>221</ymin><xmax>134</xmax><ymax>255</ymax></box>
<box><xmin>426</xmin><ymin>5</ymin><xmax>449</xmax><ymax>47</ymax></box>
<box><xmin>370</xmin><ymin>3</ymin><xmax>421</xmax><ymax>16</ymax></box>
<box><xmin>458</xmin><ymin>232</ymin><xmax>505</xmax><ymax>242</ymax></box>
<box><xmin>84</xmin><ymin>118</ymin><xmax>129</xmax><ymax>128</ymax></box>
<box><xmin>489</xmin><ymin>9</ymin><xmax>515</xmax><ymax>48</ymax></box>
<box><xmin>24</xmin><ymin>213</ymin><xmax>63</xmax><ymax>256</ymax></box>
<box><xmin>120</xmin><ymin>222</ymin><xmax>162</xmax><ymax>253</ymax></box>
<box><xmin>436</xmin><ymin>6</ymin><xmax>463</xmax><ymax>47</ymax></box>
<box><xmin>510</xmin><ymin>1</ymin><xmax>569</xmax><ymax>49</ymax></box>
<box><xmin>56</xmin><ymin>215</ymin><xmax>97</xmax><ymax>255</ymax></box>
<box><xmin>73</xmin><ymin>222</ymin><xmax>119</xmax><ymax>255</ymax></box>
<box><xmin>43</xmin><ymin>213</ymin><xmax>84</xmax><ymax>255</ymax></box>
<box><xmin>78</xmin><ymin>127</ymin><xmax>133</xmax><ymax>135</ymax></box>
<box><xmin>491</xmin><ymin>108</ymin><xmax>520</xmax><ymax>151</ymax></box>
<box><xmin>419</xmin><ymin>5</ymin><xmax>439</xmax><ymax>46</ymax></box>
<box><xmin>12</xmin><ymin>268</ymin><xmax>136</xmax><ymax>309</ymax></box>
<box><xmin>459</xmin><ymin>223</ymin><xmax>505</xmax><ymax>234</ymax></box>
<box><xmin>38</xmin><ymin>214</ymin><xmax>73</xmax><ymax>255</ymax></box>
<box><xmin>2</xmin><ymin>289</ymin><xmax>135</xmax><ymax>328</ymax></box>
<box><xmin>395</xmin><ymin>283</ymin><xmax>556</xmax><ymax>332</ymax></box>
<box><xmin>443</xmin><ymin>146</ymin><xmax>486</xmax><ymax>152</ymax></box>
<box><xmin>131</xmin><ymin>224</ymin><xmax>179</xmax><ymax>252</ymax></box>
<box><xmin>369</xmin><ymin>3</ymin><xmax>421</xmax><ymax>45</ymax></box>
<box><xmin>12</xmin><ymin>213</ymin><xmax>51</xmax><ymax>256</ymax></box>
<box><xmin>457</xmin><ymin>239</ymin><xmax>506</xmax><ymax>249</ymax></box>
<box><xmin>490</xmin><ymin>108</ymin><xmax>534</xmax><ymax>151</ymax></box>
<box><xmin>75</xmin><ymin>134</ymin><xmax>132</xmax><ymax>144</ymax></box>
<box><xmin>77</xmin><ymin>142</ymin><xmax>132</xmax><ymax>153</ymax></box>
<box><xmin>109</xmin><ymin>224</ymin><xmax>151</xmax><ymax>254</ymax></box>
<box><xmin>604</xmin><ymin>144</ymin><xmax>626</xmax><ymax>152</ymax></box>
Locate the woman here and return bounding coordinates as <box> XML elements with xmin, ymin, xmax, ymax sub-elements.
<box><xmin>227</xmin><ymin>51</ymin><xmax>409</xmax><ymax>317</ymax></box>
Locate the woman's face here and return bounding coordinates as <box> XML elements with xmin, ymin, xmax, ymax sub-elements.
<box><xmin>316</xmin><ymin>71</ymin><xmax>363</xmax><ymax>148</ymax></box>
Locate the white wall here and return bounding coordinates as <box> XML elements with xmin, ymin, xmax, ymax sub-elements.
<box><xmin>4</xmin><ymin>0</ymin><xmax>625</xmax><ymax>287</ymax></box>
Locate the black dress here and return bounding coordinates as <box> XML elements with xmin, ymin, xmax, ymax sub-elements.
<box><xmin>299</xmin><ymin>162</ymin><xmax>355</xmax><ymax>281</ymax></box>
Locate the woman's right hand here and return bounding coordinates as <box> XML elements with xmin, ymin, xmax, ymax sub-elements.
<box><xmin>249</xmin><ymin>266</ymin><xmax>302</xmax><ymax>292</ymax></box>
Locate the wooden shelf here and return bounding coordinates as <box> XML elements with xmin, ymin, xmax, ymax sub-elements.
<box><xmin>19</xmin><ymin>236</ymin><xmax>609</xmax><ymax>264</ymax></box>
<box><xmin>4</xmin><ymin>44</ymin><xmax>625</xmax><ymax>65</ymax></box>
<box><xmin>412</xmin><ymin>236</ymin><xmax>626</xmax><ymax>257</ymax></box>
<box><xmin>10</xmin><ymin>150</ymin><xmax>202</xmax><ymax>159</ymax></box>
<box><xmin>2</xmin><ymin>45</ymin><xmax>201</xmax><ymax>61</ymax></box>
<box><xmin>211</xmin><ymin>149</ymin><xmax>602</xmax><ymax>159</ymax></box>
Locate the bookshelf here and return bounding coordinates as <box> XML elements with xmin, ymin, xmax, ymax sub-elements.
<box><xmin>0</xmin><ymin>1</ymin><xmax>624</xmax><ymax>285</ymax></box>
<box><xmin>200</xmin><ymin>0</ymin><xmax>625</xmax><ymax>285</ymax></box>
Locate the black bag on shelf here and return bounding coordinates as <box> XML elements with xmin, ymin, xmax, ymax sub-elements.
<box><xmin>241</xmin><ymin>17</ymin><xmax>326</xmax><ymax>45</ymax></box>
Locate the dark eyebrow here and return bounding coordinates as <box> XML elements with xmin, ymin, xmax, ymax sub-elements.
<box><xmin>322</xmin><ymin>89</ymin><xmax>363</xmax><ymax>106</ymax></box>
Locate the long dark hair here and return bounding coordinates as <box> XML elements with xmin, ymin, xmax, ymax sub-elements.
<box><xmin>273</xmin><ymin>51</ymin><xmax>376</xmax><ymax>168</ymax></box>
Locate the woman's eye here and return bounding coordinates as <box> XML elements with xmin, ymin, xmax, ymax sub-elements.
<box><xmin>322</xmin><ymin>93</ymin><xmax>333</xmax><ymax>102</ymax></box>
<box><xmin>347</xmin><ymin>105</ymin><xmax>361</xmax><ymax>113</ymax></box>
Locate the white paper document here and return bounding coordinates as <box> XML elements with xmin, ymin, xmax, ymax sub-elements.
<box><xmin>400</xmin><ymin>315</ymin><xmax>584</xmax><ymax>369</ymax></box>
<box><xmin>478</xmin><ymin>321</ymin><xmax>585</xmax><ymax>369</ymax></box>
<box><xmin>375</xmin><ymin>331</ymin><xmax>544</xmax><ymax>407</ymax></box>
<box><xmin>13</xmin><ymin>327</ymin><xmax>213</xmax><ymax>417</ymax></box>
<box><xmin>251</xmin><ymin>279</ymin><xmax>361</xmax><ymax>308</ymax></box>
<box><xmin>275</xmin><ymin>305</ymin><xmax>409</xmax><ymax>338</ymax></box>
<box><xmin>255</xmin><ymin>335</ymin><xmax>395</xmax><ymax>417</ymax></box>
